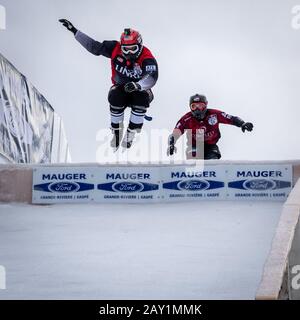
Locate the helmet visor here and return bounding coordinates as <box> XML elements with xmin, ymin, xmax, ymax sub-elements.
<box><xmin>121</xmin><ymin>44</ymin><xmax>139</xmax><ymax>55</ymax></box>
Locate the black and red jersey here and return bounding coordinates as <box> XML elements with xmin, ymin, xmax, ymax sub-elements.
<box><xmin>75</xmin><ymin>30</ymin><xmax>158</xmax><ymax>90</ymax></box>
<box><xmin>174</xmin><ymin>109</ymin><xmax>244</xmax><ymax>145</ymax></box>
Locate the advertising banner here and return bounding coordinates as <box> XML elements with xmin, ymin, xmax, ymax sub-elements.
<box><xmin>32</xmin><ymin>167</ymin><xmax>95</xmax><ymax>204</ymax></box>
<box><xmin>33</xmin><ymin>166</ymin><xmax>161</xmax><ymax>204</ymax></box>
<box><xmin>227</xmin><ymin>164</ymin><xmax>292</xmax><ymax>200</ymax></box>
<box><xmin>96</xmin><ymin>166</ymin><xmax>160</xmax><ymax>203</ymax></box>
<box><xmin>32</xmin><ymin>164</ymin><xmax>293</xmax><ymax>204</ymax></box>
<box><xmin>161</xmin><ymin>165</ymin><xmax>227</xmax><ymax>201</ymax></box>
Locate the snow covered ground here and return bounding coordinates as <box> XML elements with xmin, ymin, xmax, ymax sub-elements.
<box><xmin>0</xmin><ymin>201</ymin><xmax>282</xmax><ymax>300</ymax></box>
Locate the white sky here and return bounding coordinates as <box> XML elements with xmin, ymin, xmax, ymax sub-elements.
<box><xmin>1</xmin><ymin>0</ymin><xmax>300</xmax><ymax>162</ymax></box>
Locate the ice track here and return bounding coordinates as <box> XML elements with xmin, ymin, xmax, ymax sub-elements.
<box><xmin>0</xmin><ymin>201</ymin><xmax>282</xmax><ymax>299</ymax></box>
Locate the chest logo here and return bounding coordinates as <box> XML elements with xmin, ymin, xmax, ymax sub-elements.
<box><xmin>208</xmin><ymin>115</ymin><xmax>218</xmax><ymax>126</ymax></box>
<box><xmin>115</xmin><ymin>63</ymin><xmax>142</xmax><ymax>79</ymax></box>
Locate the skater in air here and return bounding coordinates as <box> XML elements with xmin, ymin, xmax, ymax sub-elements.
<box><xmin>59</xmin><ymin>19</ymin><xmax>158</xmax><ymax>150</ymax></box>
<box><xmin>167</xmin><ymin>94</ymin><xmax>253</xmax><ymax>160</ymax></box>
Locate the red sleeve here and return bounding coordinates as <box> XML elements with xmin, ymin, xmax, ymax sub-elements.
<box><xmin>213</xmin><ymin>109</ymin><xmax>237</xmax><ymax>125</ymax></box>
<box><xmin>174</xmin><ymin>116</ymin><xmax>187</xmax><ymax>134</ymax></box>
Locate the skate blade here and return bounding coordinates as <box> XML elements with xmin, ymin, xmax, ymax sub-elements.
<box><xmin>121</xmin><ymin>144</ymin><xmax>133</xmax><ymax>153</ymax></box>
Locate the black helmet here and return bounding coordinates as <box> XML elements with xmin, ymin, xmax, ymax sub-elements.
<box><xmin>189</xmin><ymin>94</ymin><xmax>208</xmax><ymax>120</ymax></box>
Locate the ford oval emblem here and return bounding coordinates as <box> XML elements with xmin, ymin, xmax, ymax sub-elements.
<box><xmin>49</xmin><ymin>182</ymin><xmax>80</xmax><ymax>193</ymax></box>
<box><xmin>177</xmin><ymin>179</ymin><xmax>210</xmax><ymax>191</ymax></box>
<box><xmin>112</xmin><ymin>181</ymin><xmax>144</xmax><ymax>193</ymax></box>
<box><xmin>243</xmin><ymin>179</ymin><xmax>276</xmax><ymax>191</ymax></box>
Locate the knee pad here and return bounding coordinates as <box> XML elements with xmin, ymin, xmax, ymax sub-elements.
<box><xmin>110</xmin><ymin>105</ymin><xmax>126</xmax><ymax>125</ymax></box>
<box><xmin>108</xmin><ymin>85</ymin><xmax>126</xmax><ymax>107</ymax></box>
<box><xmin>129</xmin><ymin>106</ymin><xmax>146</xmax><ymax>130</ymax></box>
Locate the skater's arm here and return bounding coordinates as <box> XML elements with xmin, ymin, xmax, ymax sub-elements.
<box><xmin>137</xmin><ymin>59</ymin><xmax>159</xmax><ymax>90</ymax></box>
<box><xmin>59</xmin><ymin>19</ymin><xmax>117</xmax><ymax>57</ymax></box>
<box><xmin>75</xmin><ymin>30</ymin><xmax>117</xmax><ymax>57</ymax></box>
<box><xmin>214</xmin><ymin>110</ymin><xmax>244</xmax><ymax>126</ymax></box>
<box><xmin>167</xmin><ymin>129</ymin><xmax>182</xmax><ymax>156</ymax></box>
<box><xmin>216</xmin><ymin>110</ymin><xmax>254</xmax><ymax>132</ymax></box>
<box><xmin>172</xmin><ymin>128</ymin><xmax>183</xmax><ymax>143</ymax></box>
<box><xmin>172</xmin><ymin>118</ymin><xmax>186</xmax><ymax>142</ymax></box>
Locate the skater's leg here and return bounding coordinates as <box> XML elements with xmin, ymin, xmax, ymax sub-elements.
<box><xmin>108</xmin><ymin>85</ymin><xmax>127</xmax><ymax>149</ymax></box>
<box><xmin>204</xmin><ymin>144</ymin><xmax>221</xmax><ymax>160</ymax></box>
<box><xmin>108</xmin><ymin>85</ymin><xmax>127</xmax><ymax>124</ymax></box>
<box><xmin>121</xmin><ymin>90</ymin><xmax>152</xmax><ymax>149</ymax></box>
<box><xmin>186</xmin><ymin>146</ymin><xmax>204</xmax><ymax>160</ymax></box>
<box><xmin>129</xmin><ymin>106</ymin><xmax>147</xmax><ymax>131</ymax></box>
<box><xmin>121</xmin><ymin>106</ymin><xmax>147</xmax><ymax>148</ymax></box>
<box><xmin>110</xmin><ymin>105</ymin><xmax>125</xmax><ymax>148</ymax></box>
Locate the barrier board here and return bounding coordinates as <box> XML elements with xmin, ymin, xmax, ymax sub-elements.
<box><xmin>161</xmin><ymin>165</ymin><xmax>227</xmax><ymax>201</ymax></box>
<box><xmin>227</xmin><ymin>164</ymin><xmax>292</xmax><ymax>200</ymax></box>
<box><xmin>32</xmin><ymin>164</ymin><xmax>293</xmax><ymax>204</ymax></box>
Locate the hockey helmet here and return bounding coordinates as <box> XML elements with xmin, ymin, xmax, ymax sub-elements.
<box><xmin>189</xmin><ymin>94</ymin><xmax>208</xmax><ymax>120</ymax></box>
<box><xmin>120</xmin><ymin>28</ymin><xmax>143</xmax><ymax>60</ymax></box>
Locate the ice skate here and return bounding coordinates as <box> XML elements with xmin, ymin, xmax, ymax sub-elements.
<box><xmin>121</xmin><ymin>128</ymin><xmax>136</xmax><ymax>149</ymax></box>
<box><xmin>110</xmin><ymin>125</ymin><xmax>124</xmax><ymax>151</ymax></box>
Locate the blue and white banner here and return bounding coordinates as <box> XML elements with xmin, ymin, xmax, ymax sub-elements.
<box><xmin>96</xmin><ymin>167</ymin><xmax>160</xmax><ymax>203</ymax></box>
<box><xmin>32</xmin><ymin>164</ymin><xmax>293</xmax><ymax>204</ymax></box>
<box><xmin>227</xmin><ymin>164</ymin><xmax>292</xmax><ymax>200</ymax></box>
<box><xmin>32</xmin><ymin>167</ymin><xmax>95</xmax><ymax>203</ymax></box>
<box><xmin>33</xmin><ymin>166</ymin><xmax>161</xmax><ymax>204</ymax></box>
<box><xmin>161</xmin><ymin>165</ymin><xmax>227</xmax><ymax>201</ymax></box>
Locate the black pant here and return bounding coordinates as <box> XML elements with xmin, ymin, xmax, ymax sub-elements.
<box><xmin>108</xmin><ymin>85</ymin><xmax>154</xmax><ymax>108</ymax></box>
<box><xmin>108</xmin><ymin>85</ymin><xmax>154</xmax><ymax>131</ymax></box>
<box><xmin>186</xmin><ymin>143</ymin><xmax>221</xmax><ymax>160</ymax></box>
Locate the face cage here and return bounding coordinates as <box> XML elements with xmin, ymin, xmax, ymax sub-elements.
<box><xmin>191</xmin><ymin>105</ymin><xmax>207</xmax><ymax>120</ymax></box>
<box><xmin>190</xmin><ymin>102</ymin><xmax>207</xmax><ymax>112</ymax></box>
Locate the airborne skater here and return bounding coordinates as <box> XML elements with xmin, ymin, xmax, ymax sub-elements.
<box><xmin>167</xmin><ymin>94</ymin><xmax>254</xmax><ymax>160</ymax></box>
<box><xmin>59</xmin><ymin>19</ymin><xmax>158</xmax><ymax>150</ymax></box>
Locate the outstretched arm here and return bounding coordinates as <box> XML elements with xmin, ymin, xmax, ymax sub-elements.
<box><xmin>217</xmin><ymin>110</ymin><xmax>253</xmax><ymax>132</ymax></box>
<box><xmin>59</xmin><ymin>19</ymin><xmax>117</xmax><ymax>57</ymax></box>
<box><xmin>59</xmin><ymin>19</ymin><xmax>77</xmax><ymax>34</ymax></box>
<box><xmin>75</xmin><ymin>31</ymin><xmax>117</xmax><ymax>57</ymax></box>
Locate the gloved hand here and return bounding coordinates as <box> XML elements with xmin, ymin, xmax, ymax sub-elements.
<box><xmin>167</xmin><ymin>135</ymin><xmax>177</xmax><ymax>156</ymax></box>
<box><xmin>241</xmin><ymin>122</ymin><xmax>253</xmax><ymax>132</ymax></box>
<box><xmin>124</xmin><ymin>82</ymin><xmax>141</xmax><ymax>93</ymax></box>
<box><xmin>59</xmin><ymin>19</ymin><xmax>78</xmax><ymax>35</ymax></box>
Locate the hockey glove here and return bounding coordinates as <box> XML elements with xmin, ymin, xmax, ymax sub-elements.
<box><xmin>124</xmin><ymin>82</ymin><xmax>141</xmax><ymax>93</ymax></box>
<box><xmin>241</xmin><ymin>122</ymin><xmax>254</xmax><ymax>132</ymax></box>
<box><xmin>167</xmin><ymin>135</ymin><xmax>177</xmax><ymax>156</ymax></box>
<box><xmin>59</xmin><ymin>19</ymin><xmax>78</xmax><ymax>35</ymax></box>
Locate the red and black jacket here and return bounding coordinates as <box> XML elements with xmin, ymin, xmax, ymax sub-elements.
<box><xmin>75</xmin><ymin>30</ymin><xmax>158</xmax><ymax>90</ymax></box>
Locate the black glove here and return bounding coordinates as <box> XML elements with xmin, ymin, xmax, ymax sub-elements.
<box><xmin>124</xmin><ymin>82</ymin><xmax>141</xmax><ymax>93</ymax></box>
<box><xmin>241</xmin><ymin>122</ymin><xmax>254</xmax><ymax>132</ymax></box>
<box><xmin>167</xmin><ymin>135</ymin><xmax>177</xmax><ymax>156</ymax></box>
<box><xmin>59</xmin><ymin>19</ymin><xmax>77</xmax><ymax>35</ymax></box>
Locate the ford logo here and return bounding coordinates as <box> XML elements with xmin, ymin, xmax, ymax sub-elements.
<box><xmin>243</xmin><ymin>179</ymin><xmax>276</xmax><ymax>191</ymax></box>
<box><xmin>112</xmin><ymin>181</ymin><xmax>144</xmax><ymax>193</ymax></box>
<box><xmin>177</xmin><ymin>179</ymin><xmax>210</xmax><ymax>191</ymax></box>
<box><xmin>49</xmin><ymin>182</ymin><xmax>80</xmax><ymax>193</ymax></box>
